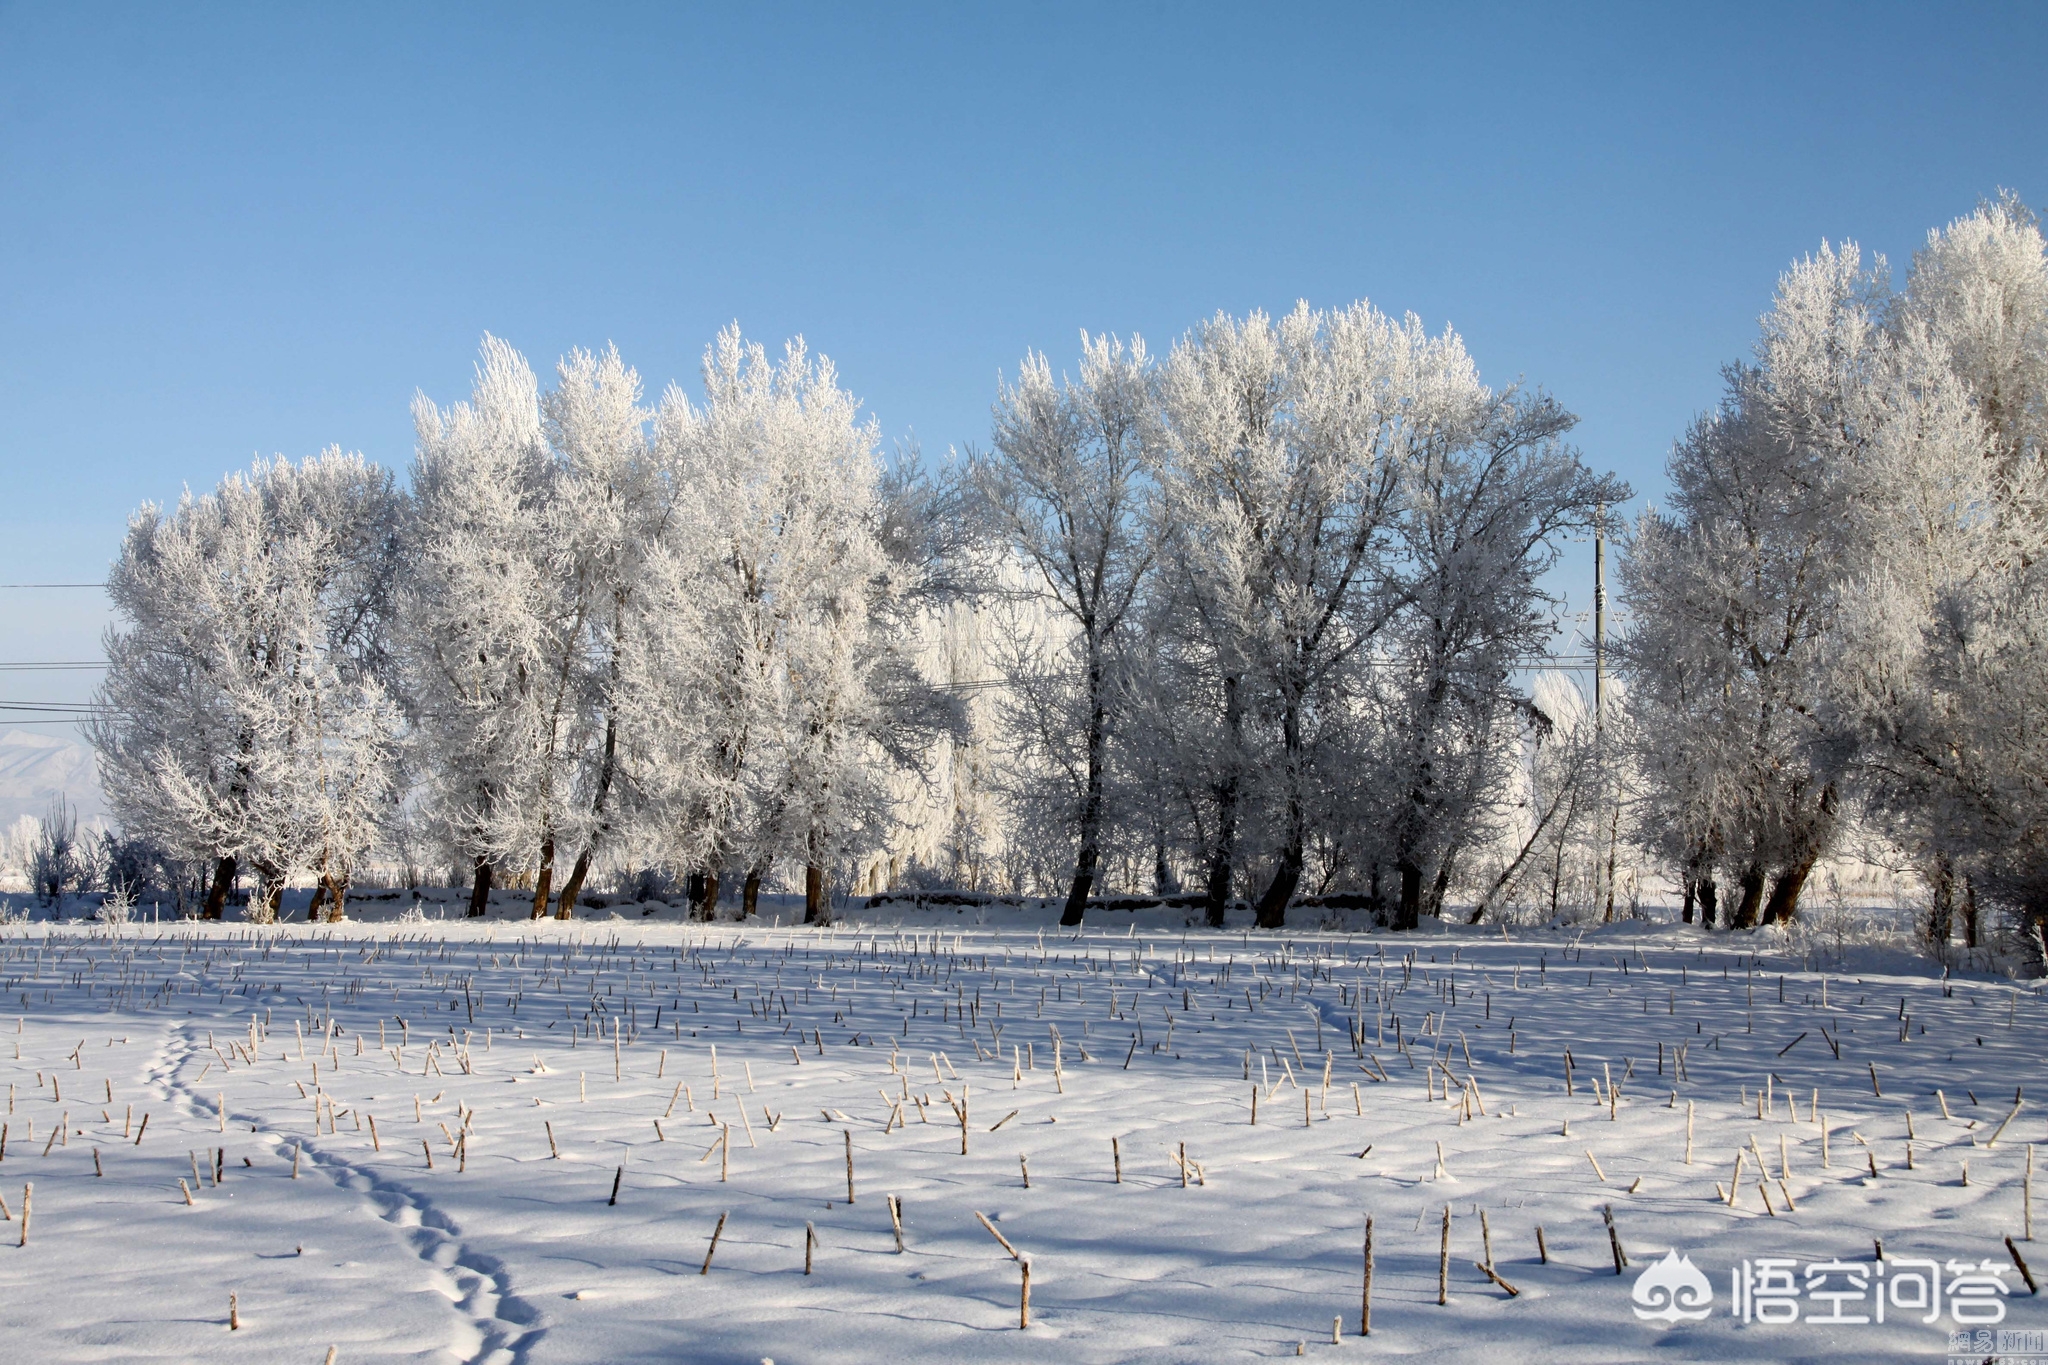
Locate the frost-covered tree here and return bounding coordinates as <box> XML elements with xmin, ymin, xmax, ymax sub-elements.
<box><xmin>1619</xmin><ymin>244</ymin><xmax>1896</xmax><ymax>928</ymax></box>
<box><xmin>975</xmin><ymin>335</ymin><xmax>1158</xmax><ymax>926</ymax></box>
<box><xmin>529</xmin><ymin>345</ymin><xmax>663</xmax><ymax>919</ymax></box>
<box><xmin>1372</xmin><ymin>387</ymin><xmax>1620</xmax><ymax>928</ymax></box>
<box><xmin>1620</xmin><ymin>210</ymin><xmax>2048</xmax><ymax>944</ymax></box>
<box><xmin>1830</xmin><ymin>198</ymin><xmax>2048</xmax><ymax>953</ymax></box>
<box><xmin>620</xmin><ymin>327</ymin><xmax>901</xmax><ymax>923</ymax></box>
<box><xmin>1620</xmin><ymin>387</ymin><xmax>1850</xmax><ymax>929</ymax></box>
<box><xmin>92</xmin><ymin>451</ymin><xmax>402</xmax><ymax>921</ymax></box>
<box><xmin>406</xmin><ymin>339</ymin><xmax>671</xmax><ymax>921</ymax></box>
<box><xmin>1115</xmin><ymin>565</ymin><xmax>1264</xmax><ymax>919</ymax></box>
<box><xmin>1151</xmin><ymin>304</ymin><xmax>1504</xmax><ymax>928</ymax></box>
<box><xmin>28</xmin><ymin>797</ymin><xmax>80</xmax><ymax>906</ymax></box>
<box><xmin>400</xmin><ymin>337</ymin><xmax>555</xmax><ymax>916</ymax></box>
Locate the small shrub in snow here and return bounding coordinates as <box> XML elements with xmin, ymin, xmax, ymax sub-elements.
<box><xmin>96</xmin><ymin>888</ymin><xmax>134</xmax><ymax>926</ymax></box>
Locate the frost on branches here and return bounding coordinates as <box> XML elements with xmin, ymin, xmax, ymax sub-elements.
<box><xmin>1619</xmin><ymin>194</ymin><xmax>2048</xmax><ymax>961</ymax></box>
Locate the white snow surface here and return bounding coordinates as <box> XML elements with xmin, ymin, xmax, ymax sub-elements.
<box><xmin>0</xmin><ymin>906</ymin><xmax>2040</xmax><ymax>1363</ymax></box>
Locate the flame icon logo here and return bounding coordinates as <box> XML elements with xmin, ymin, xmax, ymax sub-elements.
<box><xmin>1631</xmin><ymin>1249</ymin><xmax>1714</xmax><ymax>1322</ymax></box>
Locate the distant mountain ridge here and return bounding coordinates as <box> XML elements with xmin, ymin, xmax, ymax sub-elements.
<box><xmin>0</xmin><ymin>730</ymin><xmax>106</xmax><ymax>828</ymax></box>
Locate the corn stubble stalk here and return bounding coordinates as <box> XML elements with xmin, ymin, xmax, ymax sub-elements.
<box><xmin>1475</xmin><ymin>1259</ymin><xmax>1521</xmax><ymax>1296</ymax></box>
<box><xmin>700</xmin><ymin>1210</ymin><xmax>728</xmax><ymax>1274</ymax></box>
<box><xmin>2005</xmin><ymin>1236</ymin><xmax>2038</xmax><ymax>1294</ymax></box>
<box><xmin>976</xmin><ymin>1210</ymin><xmax>1021</xmax><ymax>1260</ymax></box>
<box><xmin>1360</xmin><ymin>1216</ymin><xmax>1373</xmax><ymax>1335</ymax></box>
<box><xmin>1438</xmin><ymin>1205</ymin><xmax>1450</xmax><ymax>1305</ymax></box>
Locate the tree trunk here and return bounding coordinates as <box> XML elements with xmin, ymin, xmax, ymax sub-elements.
<box><xmin>1763</xmin><ymin>782</ymin><xmax>1837</xmax><ymax>926</ymax></box>
<box><xmin>1680</xmin><ymin>877</ymin><xmax>1696</xmax><ymax>925</ymax></box>
<box><xmin>743</xmin><ymin>867</ymin><xmax>762</xmax><ymax>918</ymax></box>
<box><xmin>306</xmin><ymin>883</ymin><xmax>327</xmax><ymax>922</ymax></box>
<box><xmin>1060</xmin><ymin>640</ymin><xmax>1111</xmax><ymax>929</ymax></box>
<box><xmin>1252</xmin><ymin>705</ymin><xmax>1306</xmax><ymax>929</ymax></box>
<box><xmin>1698</xmin><ymin>876</ymin><xmax>1718</xmax><ymax>929</ymax></box>
<box><xmin>1962</xmin><ymin>875</ymin><xmax>1980</xmax><ymax>949</ymax></box>
<box><xmin>1061</xmin><ymin>860</ymin><xmax>1097</xmax><ymax>927</ymax></box>
<box><xmin>467</xmin><ymin>856</ymin><xmax>494</xmax><ymax>918</ymax></box>
<box><xmin>1600</xmin><ymin>805</ymin><xmax>1621</xmax><ymax>923</ymax></box>
<box><xmin>686</xmin><ymin>871</ymin><xmax>709</xmax><ymax>922</ymax></box>
<box><xmin>1203</xmin><ymin>674</ymin><xmax>1244</xmax><ymax>930</ymax></box>
<box><xmin>1926</xmin><ymin>853</ymin><xmax>1955</xmax><ymax>946</ymax></box>
<box><xmin>530</xmin><ymin>833</ymin><xmax>555</xmax><ymax>920</ymax></box>
<box><xmin>704</xmin><ymin>871</ymin><xmax>721</xmax><ymax>920</ymax></box>
<box><xmin>1253</xmin><ymin>834</ymin><xmax>1302</xmax><ymax>929</ymax></box>
<box><xmin>1202</xmin><ymin>850</ymin><xmax>1233</xmax><ymax>931</ymax></box>
<box><xmin>1730</xmin><ymin>863</ymin><xmax>1766</xmax><ymax>929</ymax></box>
<box><xmin>555</xmin><ymin>715</ymin><xmax>618</xmax><ymax>921</ymax></box>
<box><xmin>1761</xmin><ymin>859</ymin><xmax>1815</xmax><ymax>925</ymax></box>
<box><xmin>804</xmin><ymin>863</ymin><xmax>827</xmax><ymax>925</ymax></box>
<box><xmin>1394</xmin><ymin>859</ymin><xmax>1424</xmax><ymax>932</ymax></box>
<box><xmin>1426</xmin><ymin>856</ymin><xmax>1454</xmax><ymax>919</ymax></box>
<box><xmin>321</xmin><ymin>872</ymin><xmax>347</xmax><ymax>923</ymax></box>
<box><xmin>202</xmin><ymin>855</ymin><xmax>236</xmax><ymax>921</ymax></box>
<box><xmin>1201</xmin><ymin>791</ymin><xmax>1236</xmax><ymax>930</ymax></box>
<box><xmin>555</xmin><ymin>848</ymin><xmax>592</xmax><ymax>921</ymax></box>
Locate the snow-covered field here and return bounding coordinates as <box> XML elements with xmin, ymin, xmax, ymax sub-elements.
<box><xmin>0</xmin><ymin>906</ymin><xmax>2041</xmax><ymax>1363</ymax></box>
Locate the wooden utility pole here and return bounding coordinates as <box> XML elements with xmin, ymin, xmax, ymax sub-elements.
<box><xmin>1593</xmin><ymin>502</ymin><xmax>1606</xmax><ymax>732</ymax></box>
<box><xmin>1595</xmin><ymin>503</ymin><xmax>1618</xmax><ymax>923</ymax></box>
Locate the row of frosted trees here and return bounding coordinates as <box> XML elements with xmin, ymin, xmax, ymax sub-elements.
<box><xmin>91</xmin><ymin>302</ymin><xmax>1627</xmax><ymax>927</ymax></box>
<box><xmin>93</xmin><ymin>330</ymin><xmax>946</xmax><ymax>921</ymax></box>
<box><xmin>1618</xmin><ymin>194</ymin><xmax>2048</xmax><ymax>955</ymax></box>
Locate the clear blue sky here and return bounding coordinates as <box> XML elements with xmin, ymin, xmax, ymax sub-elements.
<box><xmin>3</xmin><ymin>3</ymin><xmax>2045</xmax><ymax>712</ymax></box>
